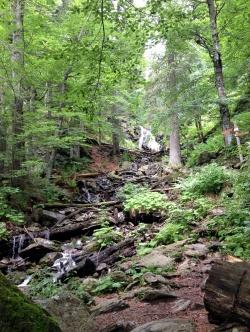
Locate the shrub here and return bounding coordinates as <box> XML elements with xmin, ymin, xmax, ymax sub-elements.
<box><xmin>154</xmin><ymin>222</ymin><xmax>184</xmax><ymax>245</ymax></box>
<box><xmin>177</xmin><ymin>163</ymin><xmax>228</xmax><ymax>195</ymax></box>
<box><xmin>92</xmin><ymin>276</ymin><xmax>125</xmax><ymax>295</ymax></box>
<box><xmin>124</xmin><ymin>189</ymin><xmax>169</xmax><ymax>216</ymax></box>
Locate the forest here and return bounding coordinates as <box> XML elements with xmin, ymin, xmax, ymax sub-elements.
<box><xmin>0</xmin><ymin>0</ymin><xmax>249</xmax><ymax>331</ymax></box>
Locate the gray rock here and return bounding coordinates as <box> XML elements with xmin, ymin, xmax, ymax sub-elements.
<box><xmin>19</xmin><ymin>238</ymin><xmax>59</xmax><ymax>262</ymax></box>
<box><xmin>91</xmin><ymin>299</ymin><xmax>129</xmax><ymax>316</ymax></box>
<box><xmin>131</xmin><ymin>318</ymin><xmax>195</xmax><ymax>332</ymax></box>
<box><xmin>139</xmin><ymin>288</ymin><xmax>176</xmax><ymax>301</ymax></box>
<box><xmin>110</xmin><ymin>270</ymin><xmax>132</xmax><ymax>283</ymax></box>
<box><xmin>102</xmin><ymin>321</ymin><xmax>136</xmax><ymax>332</ymax></box>
<box><xmin>39</xmin><ymin>252</ymin><xmax>61</xmax><ymax>266</ymax></box>
<box><xmin>96</xmin><ymin>263</ymin><xmax>108</xmax><ymax>273</ymax></box>
<box><xmin>139</xmin><ymin>251</ymin><xmax>175</xmax><ymax>269</ymax></box>
<box><xmin>36</xmin><ymin>292</ymin><xmax>95</xmax><ymax>332</ymax></box>
<box><xmin>143</xmin><ymin>272</ymin><xmax>168</xmax><ymax>286</ymax></box>
<box><xmin>184</xmin><ymin>243</ymin><xmax>209</xmax><ymax>258</ymax></box>
<box><xmin>171</xmin><ymin>299</ymin><xmax>191</xmax><ymax>313</ymax></box>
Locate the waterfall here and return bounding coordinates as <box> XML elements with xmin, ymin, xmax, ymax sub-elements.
<box><xmin>18</xmin><ymin>275</ymin><xmax>32</xmax><ymax>287</ymax></box>
<box><xmin>12</xmin><ymin>234</ymin><xmax>25</xmax><ymax>259</ymax></box>
<box><xmin>138</xmin><ymin>126</ymin><xmax>161</xmax><ymax>152</ymax></box>
<box><xmin>52</xmin><ymin>251</ymin><xmax>76</xmax><ymax>282</ymax></box>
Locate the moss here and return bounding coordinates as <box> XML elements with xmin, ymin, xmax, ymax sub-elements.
<box><xmin>0</xmin><ymin>272</ymin><xmax>61</xmax><ymax>332</ymax></box>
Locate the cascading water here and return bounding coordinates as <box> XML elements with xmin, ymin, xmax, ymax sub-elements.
<box><xmin>138</xmin><ymin>126</ymin><xmax>161</xmax><ymax>152</ymax></box>
<box><xmin>18</xmin><ymin>275</ymin><xmax>32</xmax><ymax>287</ymax></box>
<box><xmin>12</xmin><ymin>234</ymin><xmax>25</xmax><ymax>259</ymax></box>
<box><xmin>52</xmin><ymin>251</ymin><xmax>76</xmax><ymax>282</ymax></box>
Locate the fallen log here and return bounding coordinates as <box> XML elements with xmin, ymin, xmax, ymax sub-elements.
<box><xmin>204</xmin><ymin>261</ymin><xmax>250</xmax><ymax>326</ymax></box>
<box><xmin>44</xmin><ymin>200</ymin><xmax>121</xmax><ymax>209</ymax></box>
<box><xmin>55</xmin><ymin>238</ymin><xmax>135</xmax><ymax>281</ymax></box>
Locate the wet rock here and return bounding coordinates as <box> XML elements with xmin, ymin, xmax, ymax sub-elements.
<box><xmin>0</xmin><ymin>272</ymin><xmax>61</xmax><ymax>332</ymax></box>
<box><xmin>19</xmin><ymin>238</ymin><xmax>59</xmax><ymax>262</ymax></box>
<box><xmin>184</xmin><ymin>243</ymin><xmax>209</xmax><ymax>258</ymax></box>
<box><xmin>36</xmin><ymin>292</ymin><xmax>95</xmax><ymax>332</ymax></box>
<box><xmin>39</xmin><ymin>252</ymin><xmax>61</xmax><ymax>266</ymax></box>
<box><xmin>139</xmin><ymin>250</ymin><xmax>175</xmax><ymax>269</ymax></box>
<box><xmin>102</xmin><ymin>321</ymin><xmax>136</xmax><ymax>332</ymax></box>
<box><xmin>131</xmin><ymin>318</ymin><xmax>195</xmax><ymax>332</ymax></box>
<box><xmin>39</xmin><ymin>210</ymin><xmax>64</xmax><ymax>226</ymax></box>
<box><xmin>171</xmin><ymin>299</ymin><xmax>191</xmax><ymax>313</ymax></box>
<box><xmin>91</xmin><ymin>299</ymin><xmax>129</xmax><ymax>316</ymax></box>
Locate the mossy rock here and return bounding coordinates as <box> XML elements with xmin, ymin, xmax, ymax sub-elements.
<box><xmin>0</xmin><ymin>272</ymin><xmax>61</xmax><ymax>332</ymax></box>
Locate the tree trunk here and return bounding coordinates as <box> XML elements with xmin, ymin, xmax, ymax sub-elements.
<box><xmin>206</xmin><ymin>0</ymin><xmax>232</xmax><ymax>145</ymax></box>
<box><xmin>110</xmin><ymin>113</ymin><xmax>120</xmax><ymax>156</ymax></box>
<box><xmin>169</xmin><ymin>112</ymin><xmax>182</xmax><ymax>168</ymax></box>
<box><xmin>168</xmin><ymin>54</ymin><xmax>182</xmax><ymax>168</ymax></box>
<box><xmin>204</xmin><ymin>261</ymin><xmax>250</xmax><ymax>326</ymax></box>
<box><xmin>0</xmin><ymin>89</ymin><xmax>6</xmax><ymax>176</ymax></box>
<box><xmin>195</xmin><ymin>116</ymin><xmax>205</xmax><ymax>143</ymax></box>
<box><xmin>11</xmin><ymin>0</ymin><xmax>25</xmax><ymax>177</ymax></box>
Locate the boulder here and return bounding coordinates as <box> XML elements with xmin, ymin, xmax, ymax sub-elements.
<box><xmin>0</xmin><ymin>272</ymin><xmax>61</xmax><ymax>332</ymax></box>
<box><xmin>184</xmin><ymin>243</ymin><xmax>209</xmax><ymax>258</ymax></box>
<box><xmin>131</xmin><ymin>318</ymin><xmax>195</xmax><ymax>332</ymax></box>
<box><xmin>39</xmin><ymin>252</ymin><xmax>61</xmax><ymax>266</ymax></box>
<box><xmin>143</xmin><ymin>272</ymin><xmax>168</xmax><ymax>286</ymax></box>
<box><xmin>102</xmin><ymin>321</ymin><xmax>136</xmax><ymax>332</ymax></box>
<box><xmin>91</xmin><ymin>299</ymin><xmax>129</xmax><ymax>316</ymax></box>
<box><xmin>139</xmin><ymin>250</ymin><xmax>175</xmax><ymax>269</ymax></box>
<box><xmin>19</xmin><ymin>238</ymin><xmax>59</xmax><ymax>262</ymax></box>
<box><xmin>36</xmin><ymin>292</ymin><xmax>95</xmax><ymax>332</ymax></box>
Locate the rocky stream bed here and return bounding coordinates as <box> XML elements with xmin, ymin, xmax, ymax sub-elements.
<box><xmin>0</xmin><ymin>147</ymin><xmax>248</xmax><ymax>332</ymax></box>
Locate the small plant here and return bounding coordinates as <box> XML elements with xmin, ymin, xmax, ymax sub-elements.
<box><xmin>92</xmin><ymin>276</ymin><xmax>125</xmax><ymax>294</ymax></box>
<box><xmin>29</xmin><ymin>268</ymin><xmax>61</xmax><ymax>298</ymax></box>
<box><xmin>154</xmin><ymin>222</ymin><xmax>185</xmax><ymax>245</ymax></box>
<box><xmin>93</xmin><ymin>211</ymin><xmax>123</xmax><ymax>248</ymax></box>
<box><xmin>0</xmin><ymin>222</ymin><xmax>8</xmax><ymax>239</ymax></box>
<box><xmin>124</xmin><ymin>189</ymin><xmax>169</xmax><ymax>216</ymax></box>
<box><xmin>177</xmin><ymin>163</ymin><xmax>228</xmax><ymax>195</ymax></box>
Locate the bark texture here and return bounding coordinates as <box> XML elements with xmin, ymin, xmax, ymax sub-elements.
<box><xmin>206</xmin><ymin>0</ymin><xmax>232</xmax><ymax>145</ymax></box>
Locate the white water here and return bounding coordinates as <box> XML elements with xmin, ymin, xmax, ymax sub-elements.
<box><xmin>18</xmin><ymin>275</ymin><xmax>32</xmax><ymax>287</ymax></box>
<box><xmin>138</xmin><ymin>126</ymin><xmax>161</xmax><ymax>152</ymax></box>
<box><xmin>52</xmin><ymin>251</ymin><xmax>76</xmax><ymax>282</ymax></box>
<box><xmin>12</xmin><ymin>235</ymin><xmax>25</xmax><ymax>259</ymax></box>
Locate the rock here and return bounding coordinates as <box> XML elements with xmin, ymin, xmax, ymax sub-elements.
<box><xmin>184</xmin><ymin>243</ymin><xmax>209</xmax><ymax>258</ymax></box>
<box><xmin>36</xmin><ymin>292</ymin><xmax>95</xmax><ymax>332</ymax></box>
<box><xmin>139</xmin><ymin>288</ymin><xmax>176</xmax><ymax>301</ymax></box>
<box><xmin>0</xmin><ymin>272</ymin><xmax>61</xmax><ymax>332</ymax></box>
<box><xmin>211</xmin><ymin>323</ymin><xmax>249</xmax><ymax>332</ymax></box>
<box><xmin>143</xmin><ymin>272</ymin><xmax>168</xmax><ymax>286</ymax></box>
<box><xmin>82</xmin><ymin>277</ymin><xmax>99</xmax><ymax>292</ymax></box>
<box><xmin>19</xmin><ymin>238</ymin><xmax>59</xmax><ymax>262</ymax></box>
<box><xmin>39</xmin><ymin>252</ymin><xmax>61</xmax><ymax>266</ymax></box>
<box><xmin>209</xmin><ymin>207</ymin><xmax>225</xmax><ymax>216</ymax></box>
<box><xmin>177</xmin><ymin>258</ymin><xmax>197</xmax><ymax>275</ymax></box>
<box><xmin>171</xmin><ymin>299</ymin><xmax>191</xmax><ymax>313</ymax></box>
<box><xmin>110</xmin><ymin>270</ymin><xmax>132</xmax><ymax>283</ymax></box>
<box><xmin>6</xmin><ymin>271</ymin><xmax>27</xmax><ymax>285</ymax></box>
<box><xmin>96</xmin><ymin>263</ymin><xmax>108</xmax><ymax>273</ymax></box>
<box><xmin>91</xmin><ymin>299</ymin><xmax>129</xmax><ymax>316</ymax></box>
<box><xmin>119</xmin><ymin>260</ymin><xmax>133</xmax><ymax>271</ymax></box>
<box><xmin>131</xmin><ymin>318</ymin><xmax>195</xmax><ymax>332</ymax></box>
<box><xmin>139</xmin><ymin>250</ymin><xmax>175</xmax><ymax>269</ymax></box>
<box><xmin>122</xmin><ymin>287</ymin><xmax>151</xmax><ymax>300</ymax></box>
<box><xmin>102</xmin><ymin>321</ymin><xmax>136</xmax><ymax>332</ymax></box>
<box><xmin>39</xmin><ymin>210</ymin><xmax>65</xmax><ymax>226</ymax></box>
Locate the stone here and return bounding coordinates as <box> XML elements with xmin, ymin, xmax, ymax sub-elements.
<box><xmin>209</xmin><ymin>207</ymin><xmax>225</xmax><ymax>216</ymax></box>
<box><xmin>131</xmin><ymin>318</ymin><xmax>195</xmax><ymax>332</ymax></box>
<box><xmin>177</xmin><ymin>258</ymin><xmax>197</xmax><ymax>275</ymax></box>
<box><xmin>82</xmin><ymin>277</ymin><xmax>99</xmax><ymax>292</ymax></box>
<box><xmin>197</xmin><ymin>151</ymin><xmax>218</xmax><ymax>165</ymax></box>
<box><xmin>110</xmin><ymin>270</ymin><xmax>132</xmax><ymax>283</ymax></box>
<box><xmin>143</xmin><ymin>272</ymin><xmax>168</xmax><ymax>286</ymax></box>
<box><xmin>0</xmin><ymin>272</ymin><xmax>61</xmax><ymax>332</ymax></box>
<box><xmin>102</xmin><ymin>321</ymin><xmax>136</xmax><ymax>332</ymax></box>
<box><xmin>139</xmin><ymin>250</ymin><xmax>175</xmax><ymax>269</ymax></box>
<box><xmin>91</xmin><ymin>299</ymin><xmax>129</xmax><ymax>316</ymax></box>
<box><xmin>139</xmin><ymin>288</ymin><xmax>176</xmax><ymax>301</ymax></box>
<box><xmin>96</xmin><ymin>263</ymin><xmax>108</xmax><ymax>273</ymax></box>
<box><xmin>19</xmin><ymin>238</ymin><xmax>59</xmax><ymax>262</ymax></box>
<box><xmin>39</xmin><ymin>252</ymin><xmax>61</xmax><ymax>266</ymax></box>
<box><xmin>171</xmin><ymin>299</ymin><xmax>191</xmax><ymax>313</ymax></box>
<box><xmin>119</xmin><ymin>260</ymin><xmax>133</xmax><ymax>271</ymax></box>
<box><xmin>39</xmin><ymin>210</ymin><xmax>64</xmax><ymax>226</ymax></box>
<box><xmin>184</xmin><ymin>243</ymin><xmax>209</xmax><ymax>258</ymax></box>
<box><xmin>37</xmin><ymin>292</ymin><xmax>95</xmax><ymax>332</ymax></box>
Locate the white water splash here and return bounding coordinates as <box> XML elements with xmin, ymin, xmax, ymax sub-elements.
<box><xmin>138</xmin><ymin>126</ymin><xmax>161</xmax><ymax>152</ymax></box>
<box><xmin>52</xmin><ymin>251</ymin><xmax>76</xmax><ymax>282</ymax></box>
<box><xmin>12</xmin><ymin>235</ymin><xmax>25</xmax><ymax>259</ymax></box>
<box><xmin>18</xmin><ymin>275</ymin><xmax>32</xmax><ymax>287</ymax></box>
